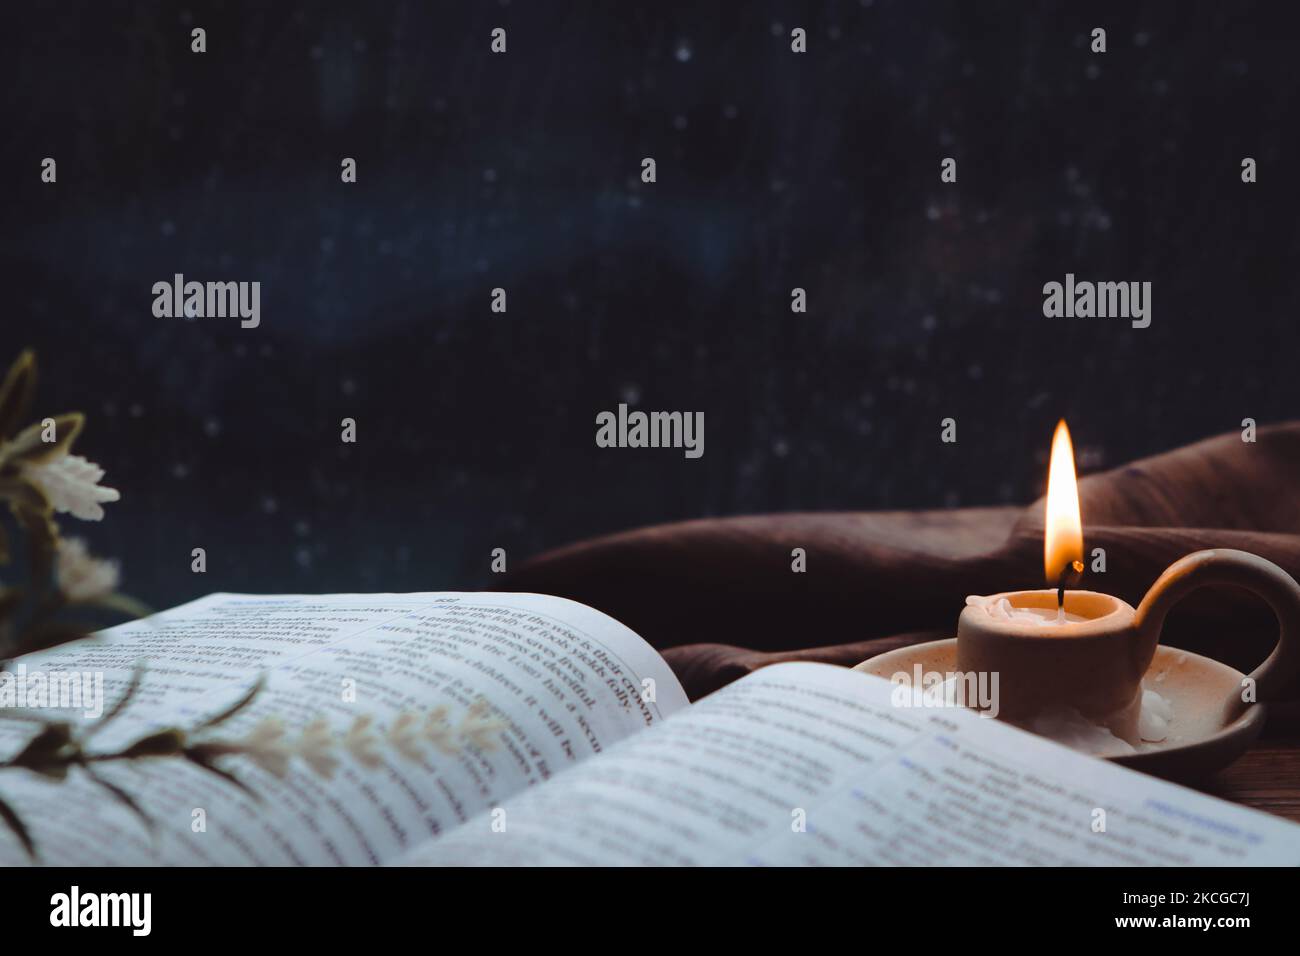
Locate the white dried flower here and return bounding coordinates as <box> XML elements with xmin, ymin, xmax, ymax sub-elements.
<box><xmin>297</xmin><ymin>718</ymin><xmax>340</xmax><ymax>778</ymax></box>
<box><xmin>344</xmin><ymin>714</ymin><xmax>384</xmax><ymax>768</ymax></box>
<box><xmin>387</xmin><ymin>711</ymin><xmax>425</xmax><ymax>761</ymax></box>
<box><xmin>424</xmin><ymin>705</ymin><xmax>458</xmax><ymax>755</ymax></box>
<box><xmin>239</xmin><ymin>717</ymin><xmax>292</xmax><ymax>778</ymax></box>
<box><xmin>458</xmin><ymin>699</ymin><xmax>507</xmax><ymax>752</ymax></box>
<box><xmin>55</xmin><ymin>537</ymin><xmax>121</xmax><ymax>603</ymax></box>
<box><xmin>23</xmin><ymin>454</ymin><xmax>121</xmax><ymax>521</ymax></box>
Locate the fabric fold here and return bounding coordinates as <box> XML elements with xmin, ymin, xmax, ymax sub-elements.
<box><xmin>507</xmin><ymin>423</ymin><xmax>1300</xmax><ymax>702</ymax></box>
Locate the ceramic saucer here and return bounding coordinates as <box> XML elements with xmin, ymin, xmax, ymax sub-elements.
<box><xmin>854</xmin><ymin>639</ymin><xmax>1265</xmax><ymax>783</ymax></box>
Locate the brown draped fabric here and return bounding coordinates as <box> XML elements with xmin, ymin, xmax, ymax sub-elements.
<box><xmin>505</xmin><ymin>423</ymin><xmax>1300</xmax><ymax>705</ymax></box>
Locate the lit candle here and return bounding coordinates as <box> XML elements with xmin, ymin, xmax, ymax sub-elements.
<box><xmin>955</xmin><ymin>418</ymin><xmax>1153</xmax><ymax>742</ymax></box>
<box><xmin>886</xmin><ymin>420</ymin><xmax>1300</xmax><ymax>761</ymax></box>
<box><xmin>1044</xmin><ymin>418</ymin><xmax>1085</xmax><ymax>605</ymax></box>
<box><xmin>966</xmin><ymin>419</ymin><xmax>1088</xmax><ymax>627</ymax></box>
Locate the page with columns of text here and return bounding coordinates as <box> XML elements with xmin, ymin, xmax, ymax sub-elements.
<box><xmin>0</xmin><ymin>592</ymin><xmax>687</xmax><ymax>865</ymax></box>
<box><xmin>400</xmin><ymin>661</ymin><xmax>1300</xmax><ymax>866</ymax></box>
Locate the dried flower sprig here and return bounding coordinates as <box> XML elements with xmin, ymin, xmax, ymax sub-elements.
<box><xmin>0</xmin><ymin>348</ymin><xmax>150</xmax><ymax>858</ymax></box>
<box><xmin>232</xmin><ymin>697</ymin><xmax>507</xmax><ymax>781</ymax></box>
<box><xmin>386</xmin><ymin>699</ymin><xmax>508</xmax><ymax>763</ymax></box>
<box><xmin>0</xmin><ymin>669</ymin><xmax>508</xmax><ymax>860</ymax></box>
<box><xmin>0</xmin><ymin>351</ymin><xmax>511</xmax><ymax>862</ymax></box>
<box><xmin>0</xmin><ymin>350</ymin><xmax>137</xmax><ymax>664</ymax></box>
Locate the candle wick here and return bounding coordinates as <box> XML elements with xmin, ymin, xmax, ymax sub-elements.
<box><xmin>1055</xmin><ymin>559</ymin><xmax>1084</xmax><ymax>614</ymax></box>
<box><xmin>1055</xmin><ymin>563</ymin><xmax>1072</xmax><ymax>613</ymax></box>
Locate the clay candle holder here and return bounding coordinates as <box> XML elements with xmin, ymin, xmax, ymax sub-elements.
<box><xmin>856</xmin><ymin>420</ymin><xmax>1300</xmax><ymax>780</ymax></box>
<box><xmin>958</xmin><ymin>422</ymin><xmax>1300</xmax><ymax>747</ymax></box>
<box><xmin>957</xmin><ymin>550</ymin><xmax>1300</xmax><ymax>745</ymax></box>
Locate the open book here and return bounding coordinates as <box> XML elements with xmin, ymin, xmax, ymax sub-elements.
<box><xmin>1</xmin><ymin>592</ymin><xmax>1296</xmax><ymax>865</ymax></box>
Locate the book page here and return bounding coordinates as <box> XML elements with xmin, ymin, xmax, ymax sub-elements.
<box><xmin>399</xmin><ymin>661</ymin><xmax>1300</xmax><ymax>865</ymax></box>
<box><xmin>0</xmin><ymin>592</ymin><xmax>687</xmax><ymax>865</ymax></box>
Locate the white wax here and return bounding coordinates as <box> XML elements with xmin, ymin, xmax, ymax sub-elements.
<box><xmin>1137</xmin><ymin>688</ymin><xmax>1173</xmax><ymax>743</ymax></box>
<box><xmin>965</xmin><ymin>594</ymin><xmax>1087</xmax><ymax>625</ymax></box>
<box><xmin>1023</xmin><ymin>688</ymin><xmax>1175</xmax><ymax>756</ymax></box>
<box><xmin>1027</xmin><ymin>707</ymin><xmax>1136</xmax><ymax>756</ymax></box>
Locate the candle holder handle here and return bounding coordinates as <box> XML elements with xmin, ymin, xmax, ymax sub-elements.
<box><xmin>1134</xmin><ymin>549</ymin><xmax>1300</xmax><ymax>709</ymax></box>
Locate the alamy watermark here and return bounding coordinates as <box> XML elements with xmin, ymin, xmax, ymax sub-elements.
<box><xmin>1042</xmin><ymin>273</ymin><xmax>1151</xmax><ymax>328</ymax></box>
<box><xmin>50</xmin><ymin>886</ymin><xmax>151</xmax><ymax>936</ymax></box>
<box><xmin>0</xmin><ymin>664</ymin><xmax>105</xmax><ymax>719</ymax></box>
<box><xmin>889</xmin><ymin>665</ymin><xmax>1000</xmax><ymax>718</ymax></box>
<box><xmin>595</xmin><ymin>404</ymin><xmax>704</xmax><ymax>459</ymax></box>
<box><xmin>152</xmin><ymin>273</ymin><xmax>260</xmax><ymax>328</ymax></box>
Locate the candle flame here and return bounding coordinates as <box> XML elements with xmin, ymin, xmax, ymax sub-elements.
<box><xmin>1044</xmin><ymin>419</ymin><xmax>1084</xmax><ymax>585</ymax></box>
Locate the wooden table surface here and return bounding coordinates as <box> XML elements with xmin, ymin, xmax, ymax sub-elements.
<box><xmin>1202</xmin><ymin>736</ymin><xmax>1300</xmax><ymax>822</ymax></box>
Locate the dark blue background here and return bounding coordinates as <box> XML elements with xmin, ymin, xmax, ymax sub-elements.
<box><xmin>2</xmin><ymin>1</ymin><xmax>1297</xmax><ymax>609</ymax></box>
